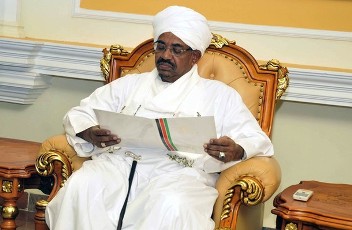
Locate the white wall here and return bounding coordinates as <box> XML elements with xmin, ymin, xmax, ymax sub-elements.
<box><xmin>0</xmin><ymin>77</ymin><xmax>103</xmax><ymax>141</ymax></box>
<box><xmin>1</xmin><ymin>0</ymin><xmax>352</xmax><ymax>228</ymax></box>
<box><xmin>265</xmin><ymin>101</ymin><xmax>352</xmax><ymax>226</ymax></box>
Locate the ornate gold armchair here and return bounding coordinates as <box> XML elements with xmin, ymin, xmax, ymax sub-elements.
<box><xmin>34</xmin><ymin>34</ymin><xmax>288</xmax><ymax>230</ymax></box>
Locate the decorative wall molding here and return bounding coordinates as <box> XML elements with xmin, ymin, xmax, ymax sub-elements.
<box><xmin>72</xmin><ymin>0</ymin><xmax>352</xmax><ymax>42</ymax></box>
<box><xmin>0</xmin><ymin>67</ymin><xmax>51</xmax><ymax>104</ymax></box>
<box><xmin>282</xmin><ymin>68</ymin><xmax>352</xmax><ymax>108</ymax></box>
<box><xmin>0</xmin><ymin>37</ymin><xmax>351</xmax><ymax>107</ymax></box>
<box><xmin>0</xmin><ymin>37</ymin><xmax>103</xmax><ymax>104</ymax></box>
<box><xmin>32</xmin><ymin>42</ymin><xmax>103</xmax><ymax>80</ymax></box>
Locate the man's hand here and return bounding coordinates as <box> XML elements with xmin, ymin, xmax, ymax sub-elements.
<box><xmin>76</xmin><ymin>125</ymin><xmax>121</xmax><ymax>148</ymax></box>
<box><xmin>203</xmin><ymin>136</ymin><xmax>244</xmax><ymax>163</ymax></box>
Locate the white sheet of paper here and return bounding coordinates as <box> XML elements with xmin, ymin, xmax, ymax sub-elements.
<box><xmin>94</xmin><ymin>109</ymin><xmax>217</xmax><ymax>154</ymax></box>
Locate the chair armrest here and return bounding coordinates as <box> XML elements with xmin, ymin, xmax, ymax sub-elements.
<box><xmin>35</xmin><ymin>134</ymin><xmax>90</xmax><ymax>201</ymax></box>
<box><xmin>214</xmin><ymin>156</ymin><xmax>281</xmax><ymax>229</ymax></box>
<box><xmin>34</xmin><ymin>134</ymin><xmax>90</xmax><ymax>230</ymax></box>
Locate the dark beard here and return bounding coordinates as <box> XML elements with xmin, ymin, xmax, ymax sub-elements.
<box><xmin>158</xmin><ymin>73</ymin><xmax>173</xmax><ymax>82</ymax></box>
<box><xmin>156</xmin><ymin>58</ymin><xmax>176</xmax><ymax>82</ymax></box>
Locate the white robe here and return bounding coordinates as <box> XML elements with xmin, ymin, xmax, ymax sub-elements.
<box><xmin>45</xmin><ymin>65</ymin><xmax>273</xmax><ymax>230</ymax></box>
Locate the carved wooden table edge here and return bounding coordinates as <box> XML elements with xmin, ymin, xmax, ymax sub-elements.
<box><xmin>272</xmin><ymin>180</ymin><xmax>352</xmax><ymax>230</ymax></box>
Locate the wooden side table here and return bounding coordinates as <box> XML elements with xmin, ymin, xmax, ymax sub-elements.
<box><xmin>0</xmin><ymin>138</ymin><xmax>40</xmax><ymax>230</ymax></box>
<box><xmin>272</xmin><ymin>181</ymin><xmax>352</xmax><ymax>230</ymax></box>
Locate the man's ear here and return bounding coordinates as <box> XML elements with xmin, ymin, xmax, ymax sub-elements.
<box><xmin>192</xmin><ymin>50</ymin><xmax>202</xmax><ymax>64</ymax></box>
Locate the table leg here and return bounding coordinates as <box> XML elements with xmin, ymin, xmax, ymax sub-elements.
<box><xmin>0</xmin><ymin>177</ymin><xmax>23</xmax><ymax>230</ymax></box>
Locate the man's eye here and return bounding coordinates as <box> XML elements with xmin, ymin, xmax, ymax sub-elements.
<box><xmin>173</xmin><ymin>48</ymin><xmax>183</xmax><ymax>54</ymax></box>
<box><xmin>156</xmin><ymin>44</ymin><xmax>165</xmax><ymax>50</ymax></box>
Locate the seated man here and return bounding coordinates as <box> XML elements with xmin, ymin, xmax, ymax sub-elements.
<box><xmin>45</xmin><ymin>5</ymin><xmax>274</xmax><ymax>230</ymax></box>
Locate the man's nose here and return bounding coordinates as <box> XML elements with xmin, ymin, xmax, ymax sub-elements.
<box><xmin>160</xmin><ymin>48</ymin><xmax>173</xmax><ymax>58</ymax></box>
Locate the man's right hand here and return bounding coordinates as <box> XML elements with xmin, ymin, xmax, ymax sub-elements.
<box><xmin>76</xmin><ymin>125</ymin><xmax>121</xmax><ymax>148</ymax></box>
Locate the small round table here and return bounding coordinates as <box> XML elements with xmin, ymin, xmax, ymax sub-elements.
<box><xmin>0</xmin><ymin>138</ymin><xmax>40</xmax><ymax>230</ymax></box>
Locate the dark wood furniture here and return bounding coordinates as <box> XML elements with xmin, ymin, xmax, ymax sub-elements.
<box><xmin>0</xmin><ymin>138</ymin><xmax>40</xmax><ymax>230</ymax></box>
<box><xmin>272</xmin><ymin>181</ymin><xmax>352</xmax><ymax>230</ymax></box>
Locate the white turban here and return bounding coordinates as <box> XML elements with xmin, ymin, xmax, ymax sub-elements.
<box><xmin>153</xmin><ymin>6</ymin><xmax>212</xmax><ymax>55</ymax></box>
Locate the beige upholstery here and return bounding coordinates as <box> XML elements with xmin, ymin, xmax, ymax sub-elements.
<box><xmin>34</xmin><ymin>34</ymin><xmax>288</xmax><ymax>230</ymax></box>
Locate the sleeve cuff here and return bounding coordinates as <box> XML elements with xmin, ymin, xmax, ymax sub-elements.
<box><xmin>78</xmin><ymin>142</ymin><xmax>95</xmax><ymax>153</ymax></box>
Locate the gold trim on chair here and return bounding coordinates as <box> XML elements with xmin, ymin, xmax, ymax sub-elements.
<box><xmin>100</xmin><ymin>45</ymin><xmax>129</xmax><ymax>81</ymax></box>
<box><xmin>35</xmin><ymin>150</ymin><xmax>72</xmax><ymax>188</ymax></box>
<box><xmin>210</xmin><ymin>33</ymin><xmax>236</xmax><ymax>48</ymax></box>
<box><xmin>220</xmin><ymin>176</ymin><xmax>264</xmax><ymax>221</ymax></box>
<box><xmin>259</xmin><ymin>59</ymin><xmax>289</xmax><ymax>100</ymax></box>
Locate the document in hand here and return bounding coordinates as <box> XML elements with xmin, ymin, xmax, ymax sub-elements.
<box><xmin>94</xmin><ymin>109</ymin><xmax>217</xmax><ymax>154</ymax></box>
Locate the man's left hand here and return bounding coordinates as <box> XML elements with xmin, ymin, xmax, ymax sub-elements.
<box><xmin>203</xmin><ymin>136</ymin><xmax>244</xmax><ymax>163</ymax></box>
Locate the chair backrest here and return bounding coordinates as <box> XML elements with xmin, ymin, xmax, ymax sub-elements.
<box><xmin>100</xmin><ymin>34</ymin><xmax>289</xmax><ymax>137</ymax></box>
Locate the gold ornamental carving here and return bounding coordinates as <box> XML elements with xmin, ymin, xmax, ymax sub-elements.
<box><xmin>100</xmin><ymin>48</ymin><xmax>111</xmax><ymax>80</ymax></box>
<box><xmin>211</xmin><ymin>33</ymin><xmax>236</xmax><ymax>48</ymax></box>
<box><xmin>236</xmin><ymin>176</ymin><xmax>264</xmax><ymax>206</ymax></box>
<box><xmin>220</xmin><ymin>176</ymin><xmax>264</xmax><ymax>220</ymax></box>
<box><xmin>259</xmin><ymin>59</ymin><xmax>289</xmax><ymax>100</ymax></box>
<box><xmin>36</xmin><ymin>199</ymin><xmax>49</xmax><ymax>209</ymax></box>
<box><xmin>2</xmin><ymin>180</ymin><xmax>13</xmax><ymax>193</ymax></box>
<box><xmin>220</xmin><ymin>187</ymin><xmax>235</xmax><ymax>220</ymax></box>
<box><xmin>100</xmin><ymin>45</ymin><xmax>129</xmax><ymax>81</ymax></box>
<box><xmin>1</xmin><ymin>205</ymin><xmax>19</xmax><ymax>219</ymax></box>
<box><xmin>285</xmin><ymin>222</ymin><xmax>298</xmax><ymax>230</ymax></box>
<box><xmin>35</xmin><ymin>150</ymin><xmax>71</xmax><ymax>188</ymax></box>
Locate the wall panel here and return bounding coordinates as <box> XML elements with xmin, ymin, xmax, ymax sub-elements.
<box><xmin>81</xmin><ymin>0</ymin><xmax>352</xmax><ymax>31</ymax></box>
